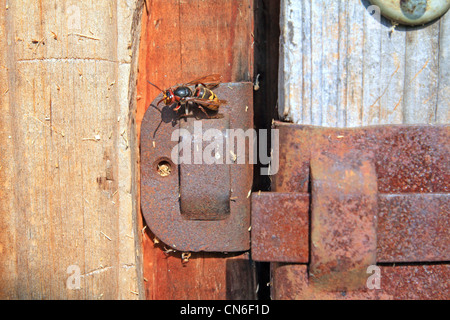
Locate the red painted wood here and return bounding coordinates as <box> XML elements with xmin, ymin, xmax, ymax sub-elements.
<box><xmin>136</xmin><ymin>0</ymin><xmax>255</xmax><ymax>299</ymax></box>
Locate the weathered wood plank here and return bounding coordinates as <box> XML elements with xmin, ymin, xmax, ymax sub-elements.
<box><xmin>378</xmin><ymin>22</ymin><xmax>406</xmax><ymax>124</ymax></box>
<box><xmin>345</xmin><ymin>0</ymin><xmax>366</xmax><ymax>127</ymax></box>
<box><xmin>362</xmin><ymin>1</ymin><xmax>383</xmax><ymax>125</ymax></box>
<box><xmin>404</xmin><ymin>22</ymin><xmax>441</xmax><ymax>123</ymax></box>
<box><xmin>0</xmin><ymin>0</ymin><xmax>143</xmax><ymax>299</ymax></box>
<box><xmin>436</xmin><ymin>13</ymin><xmax>450</xmax><ymax>123</ymax></box>
<box><xmin>136</xmin><ymin>0</ymin><xmax>256</xmax><ymax>300</ymax></box>
<box><xmin>0</xmin><ymin>0</ymin><xmax>15</xmax><ymax>299</ymax></box>
<box><xmin>279</xmin><ymin>0</ymin><xmax>449</xmax><ymax>126</ymax></box>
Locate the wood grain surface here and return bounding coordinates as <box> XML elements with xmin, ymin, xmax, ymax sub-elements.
<box><xmin>0</xmin><ymin>0</ymin><xmax>143</xmax><ymax>299</ymax></box>
<box><xmin>279</xmin><ymin>0</ymin><xmax>449</xmax><ymax>126</ymax></box>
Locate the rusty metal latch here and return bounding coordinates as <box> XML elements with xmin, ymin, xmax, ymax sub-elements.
<box><xmin>140</xmin><ymin>82</ymin><xmax>253</xmax><ymax>252</ymax></box>
<box><xmin>252</xmin><ymin>122</ymin><xmax>449</xmax><ymax>292</ymax></box>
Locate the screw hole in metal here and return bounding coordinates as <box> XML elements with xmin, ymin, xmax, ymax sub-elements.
<box><xmin>156</xmin><ymin>159</ymin><xmax>172</xmax><ymax>177</ymax></box>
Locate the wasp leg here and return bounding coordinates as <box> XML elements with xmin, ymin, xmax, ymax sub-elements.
<box><xmin>176</xmin><ymin>108</ymin><xmax>190</xmax><ymax>123</ymax></box>
<box><xmin>196</xmin><ymin>104</ymin><xmax>213</xmax><ymax>119</ymax></box>
<box><xmin>184</xmin><ymin>102</ymin><xmax>189</xmax><ymax>116</ymax></box>
<box><xmin>173</xmin><ymin>102</ymin><xmax>182</xmax><ymax>111</ymax></box>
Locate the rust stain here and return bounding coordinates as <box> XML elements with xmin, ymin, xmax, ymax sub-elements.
<box><xmin>408</xmin><ymin>58</ymin><xmax>430</xmax><ymax>85</ymax></box>
<box><xmin>392</xmin><ymin>95</ymin><xmax>403</xmax><ymax>112</ymax></box>
<box><xmin>369</xmin><ymin>63</ymin><xmax>401</xmax><ymax>110</ymax></box>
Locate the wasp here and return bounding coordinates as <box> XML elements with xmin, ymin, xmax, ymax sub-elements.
<box><xmin>147</xmin><ymin>74</ymin><xmax>227</xmax><ymax>119</ymax></box>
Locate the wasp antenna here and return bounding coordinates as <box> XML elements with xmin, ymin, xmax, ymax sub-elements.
<box><xmin>147</xmin><ymin>80</ymin><xmax>164</xmax><ymax>93</ymax></box>
<box><xmin>153</xmin><ymin>119</ymin><xmax>163</xmax><ymax>139</ymax></box>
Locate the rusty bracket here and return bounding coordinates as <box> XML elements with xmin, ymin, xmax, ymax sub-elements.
<box><xmin>272</xmin><ymin>264</ymin><xmax>450</xmax><ymax>300</ymax></box>
<box><xmin>140</xmin><ymin>82</ymin><xmax>253</xmax><ymax>252</ymax></box>
<box><xmin>309</xmin><ymin>147</ymin><xmax>378</xmax><ymax>291</ymax></box>
<box><xmin>179</xmin><ymin>115</ymin><xmax>231</xmax><ymax>220</ymax></box>
<box><xmin>252</xmin><ymin>122</ymin><xmax>449</xmax><ymax>292</ymax></box>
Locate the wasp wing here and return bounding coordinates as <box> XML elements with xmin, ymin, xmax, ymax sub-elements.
<box><xmin>185</xmin><ymin>97</ymin><xmax>227</xmax><ymax>111</ymax></box>
<box><xmin>184</xmin><ymin>74</ymin><xmax>223</xmax><ymax>89</ymax></box>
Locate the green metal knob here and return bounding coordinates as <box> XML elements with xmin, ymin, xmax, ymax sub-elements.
<box><xmin>369</xmin><ymin>0</ymin><xmax>450</xmax><ymax>25</ymax></box>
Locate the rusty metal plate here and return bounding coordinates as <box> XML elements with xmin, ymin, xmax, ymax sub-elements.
<box><xmin>179</xmin><ymin>115</ymin><xmax>231</xmax><ymax>220</ymax></box>
<box><xmin>252</xmin><ymin>192</ymin><xmax>449</xmax><ymax>263</ymax></box>
<box><xmin>252</xmin><ymin>123</ymin><xmax>449</xmax><ymax>263</ymax></box>
<box><xmin>272</xmin><ymin>264</ymin><xmax>450</xmax><ymax>300</ymax></box>
<box><xmin>378</xmin><ymin>193</ymin><xmax>450</xmax><ymax>262</ymax></box>
<box><xmin>309</xmin><ymin>149</ymin><xmax>378</xmax><ymax>291</ymax></box>
<box><xmin>260</xmin><ymin>123</ymin><xmax>449</xmax><ymax>299</ymax></box>
<box><xmin>251</xmin><ymin>193</ymin><xmax>309</xmax><ymax>263</ymax></box>
<box><xmin>272</xmin><ymin>123</ymin><xmax>449</xmax><ymax>194</ymax></box>
<box><xmin>270</xmin><ymin>124</ymin><xmax>311</xmax><ymax>193</ymax></box>
<box><xmin>140</xmin><ymin>82</ymin><xmax>253</xmax><ymax>252</ymax></box>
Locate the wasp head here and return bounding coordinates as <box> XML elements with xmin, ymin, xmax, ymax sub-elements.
<box><xmin>164</xmin><ymin>90</ymin><xmax>176</xmax><ymax>104</ymax></box>
<box><xmin>157</xmin><ymin>89</ymin><xmax>175</xmax><ymax>106</ymax></box>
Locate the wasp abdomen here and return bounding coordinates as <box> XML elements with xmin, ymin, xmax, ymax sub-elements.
<box><xmin>195</xmin><ymin>87</ymin><xmax>218</xmax><ymax>101</ymax></box>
